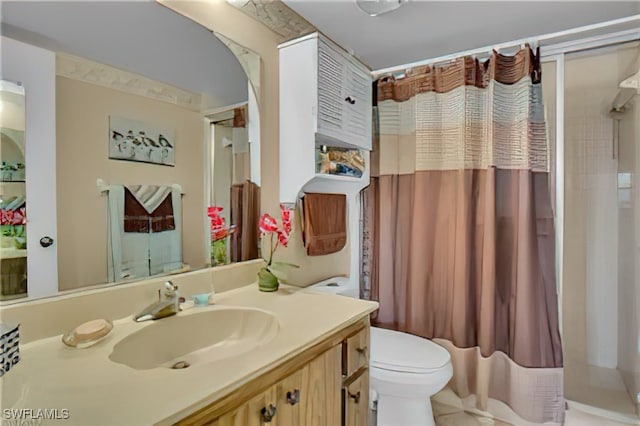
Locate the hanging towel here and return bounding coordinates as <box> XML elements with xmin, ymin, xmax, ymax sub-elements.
<box><xmin>124</xmin><ymin>185</ymin><xmax>175</xmax><ymax>233</ymax></box>
<box><xmin>149</xmin><ymin>187</ymin><xmax>182</xmax><ymax>275</ymax></box>
<box><xmin>107</xmin><ymin>184</ymin><xmax>182</xmax><ymax>281</ymax></box>
<box><xmin>230</xmin><ymin>180</ymin><xmax>260</xmax><ymax>262</ymax></box>
<box><xmin>302</xmin><ymin>193</ymin><xmax>347</xmax><ymax>256</ymax></box>
<box><xmin>107</xmin><ymin>186</ymin><xmax>149</xmax><ymax>281</ymax></box>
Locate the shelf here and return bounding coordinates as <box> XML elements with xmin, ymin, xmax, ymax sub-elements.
<box><xmin>0</xmin><ymin>248</ymin><xmax>27</xmax><ymax>259</ymax></box>
<box><xmin>313</xmin><ymin>173</ymin><xmax>363</xmax><ymax>182</ymax></box>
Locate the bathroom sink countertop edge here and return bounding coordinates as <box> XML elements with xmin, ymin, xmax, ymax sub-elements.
<box><xmin>0</xmin><ymin>284</ymin><xmax>378</xmax><ymax>425</ymax></box>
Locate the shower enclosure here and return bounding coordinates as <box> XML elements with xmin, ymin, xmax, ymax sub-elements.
<box><xmin>543</xmin><ymin>40</ymin><xmax>640</xmax><ymax>421</ymax></box>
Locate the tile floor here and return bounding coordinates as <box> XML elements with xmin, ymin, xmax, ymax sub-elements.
<box><xmin>433</xmin><ymin>407</ymin><xmax>638</xmax><ymax>426</ymax></box>
<box><xmin>431</xmin><ymin>387</ymin><xmax>640</xmax><ymax>426</ymax></box>
<box><xmin>564</xmin><ymin>362</ymin><xmax>637</xmax><ymax>417</ymax></box>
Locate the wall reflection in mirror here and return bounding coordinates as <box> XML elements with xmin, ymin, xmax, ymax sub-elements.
<box><xmin>0</xmin><ymin>80</ymin><xmax>27</xmax><ymax>301</ymax></box>
<box><xmin>0</xmin><ymin>1</ymin><xmax>261</xmax><ymax>301</ymax></box>
<box><xmin>208</xmin><ymin>107</ymin><xmax>260</xmax><ymax>267</ymax></box>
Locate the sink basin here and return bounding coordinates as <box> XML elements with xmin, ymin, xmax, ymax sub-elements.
<box><xmin>109</xmin><ymin>307</ymin><xmax>279</xmax><ymax>370</ymax></box>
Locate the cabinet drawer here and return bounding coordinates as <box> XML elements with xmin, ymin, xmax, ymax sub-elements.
<box><xmin>344</xmin><ymin>369</ymin><xmax>369</xmax><ymax>426</ymax></box>
<box><xmin>345</xmin><ymin>326</ymin><xmax>369</xmax><ymax>378</ymax></box>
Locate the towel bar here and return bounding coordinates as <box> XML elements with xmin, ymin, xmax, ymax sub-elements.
<box><xmin>96</xmin><ymin>178</ymin><xmax>184</xmax><ymax>194</ymax></box>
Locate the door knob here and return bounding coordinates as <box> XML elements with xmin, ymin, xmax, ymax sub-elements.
<box><xmin>286</xmin><ymin>389</ymin><xmax>300</xmax><ymax>405</ymax></box>
<box><xmin>39</xmin><ymin>236</ymin><xmax>54</xmax><ymax>248</ymax></box>
<box><xmin>344</xmin><ymin>96</ymin><xmax>356</xmax><ymax>105</ymax></box>
<box><xmin>260</xmin><ymin>404</ymin><xmax>277</xmax><ymax>422</ymax></box>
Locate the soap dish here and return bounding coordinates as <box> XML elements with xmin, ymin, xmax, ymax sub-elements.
<box><xmin>62</xmin><ymin>319</ymin><xmax>113</xmax><ymax>348</ymax></box>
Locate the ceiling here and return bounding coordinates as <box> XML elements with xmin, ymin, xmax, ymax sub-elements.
<box><xmin>0</xmin><ymin>1</ymin><xmax>248</xmax><ymax>109</ymax></box>
<box><xmin>283</xmin><ymin>1</ymin><xmax>640</xmax><ymax>70</ymax></box>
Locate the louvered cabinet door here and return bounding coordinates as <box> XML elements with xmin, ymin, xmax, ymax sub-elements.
<box><xmin>317</xmin><ymin>38</ymin><xmax>347</xmax><ymax>143</ymax></box>
<box><xmin>342</xmin><ymin>62</ymin><xmax>372</xmax><ymax>149</ymax></box>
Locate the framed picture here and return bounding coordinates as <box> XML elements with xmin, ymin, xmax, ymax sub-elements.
<box><xmin>109</xmin><ymin>116</ymin><xmax>175</xmax><ymax>166</ymax></box>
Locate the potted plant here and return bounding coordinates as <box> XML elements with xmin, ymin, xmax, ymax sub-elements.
<box><xmin>0</xmin><ymin>208</ymin><xmax>26</xmax><ymax>249</ymax></box>
<box><xmin>207</xmin><ymin>206</ymin><xmax>229</xmax><ymax>266</ymax></box>
<box><xmin>257</xmin><ymin>204</ymin><xmax>297</xmax><ymax>292</ymax></box>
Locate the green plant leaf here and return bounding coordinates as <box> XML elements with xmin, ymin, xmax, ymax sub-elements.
<box><xmin>271</xmin><ymin>261</ymin><xmax>300</xmax><ymax>270</ymax></box>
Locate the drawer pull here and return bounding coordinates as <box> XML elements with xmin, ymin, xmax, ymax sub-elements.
<box><xmin>348</xmin><ymin>391</ymin><xmax>361</xmax><ymax>404</ymax></box>
<box><xmin>286</xmin><ymin>389</ymin><xmax>300</xmax><ymax>405</ymax></box>
<box><xmin>260</xmin><ymin>404</ymin><xmax>277</xmax><ymax>422</ymax></box>
<box><xmin>356</xmin><ymin>346</ymin><xmax>367</xmax><ymax>355</ymax></box>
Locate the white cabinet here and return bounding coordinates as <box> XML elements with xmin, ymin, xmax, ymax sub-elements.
<box><xmin>278</xmin><ymin>33</ymin><xmax>372</xmax><ymax>204</ymax></box>
<box><xmin>316</xmin><ymin>37</ymin><xmax>371</xmax><ymax>149</ymax></box>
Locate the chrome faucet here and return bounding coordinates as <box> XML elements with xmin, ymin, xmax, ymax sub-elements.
<box><xmin>134</xmin><ymin>281</ymin><xmax>180</xmax><ymax>322</ymax></box>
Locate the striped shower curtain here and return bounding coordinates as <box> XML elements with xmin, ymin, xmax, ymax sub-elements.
<box><xmin>362</xmin><ymin>46</ymin><xmax>564</xmax><ymax>423</ymax></box>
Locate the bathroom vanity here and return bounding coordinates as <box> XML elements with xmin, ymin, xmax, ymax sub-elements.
<box><xmin>0</xmin><ymin>282</ymin><xmax>377</xmax><ymax>426</ymax></box>
<box><xmin>179</xmin><ymin>316</ymin><xmax>370</xmax><ymax>426</ymax></box>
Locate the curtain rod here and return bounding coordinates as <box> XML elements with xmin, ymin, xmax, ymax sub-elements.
<box><xmin>372</xmin><ymin>14</ymin><xmax>640</xmax><ymax>77</ymax></box>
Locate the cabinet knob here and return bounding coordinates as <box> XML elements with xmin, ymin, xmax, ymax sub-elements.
<box><xmin>260</xmin><ymin>404</ymin><xmax>277</xmax><ymax>422</ymax></box>
<box><xmin>356</xmin><ymin>346</ymin><xmax>367</xmax><ymax>355</ymax></box>
<box><xmin>39</xmin><ymin>236</ymin><xmax>54</xmax><ymax>248</ymax></box>
<box><xmin>348</xmin><ymin>391</ymin><xmax>361</xmax><ymax>404</ymax></box>
<box><xmin>344</xmin><ymin>96</ymin><xmax>356</xmax><ymax>105</ymax></box>
<box><xmin>286</xmin><ymin>389</ymin><xmax>300</xmax><ymax>405</ymax></box>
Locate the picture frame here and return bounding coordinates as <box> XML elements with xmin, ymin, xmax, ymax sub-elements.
<box><xmin>109</xmin><ymin>116</ymin><xmax>175</xmax><ymax>166</ymax></box>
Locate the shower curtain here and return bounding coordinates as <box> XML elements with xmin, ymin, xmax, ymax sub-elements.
<box><xmin>362</xmin><ymin>46</ymin><xmax>564</xmax><ymax>423</ymax></box>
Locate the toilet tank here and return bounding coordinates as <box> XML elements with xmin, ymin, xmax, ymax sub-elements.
<box><xmin>306</xmin><ymin>276</ymin><xmax>359</xmax><ymax>298</ymax></box>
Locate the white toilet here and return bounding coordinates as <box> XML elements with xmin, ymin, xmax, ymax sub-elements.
<box><xmin>306</xmin><ymin>277</ymin><xmax>453</xmax><ymax>426</ymax></box>
<box><xmin>370</xmin><ymin>327</ymin><xmax>452</xmax><ymax>426</ymax></box>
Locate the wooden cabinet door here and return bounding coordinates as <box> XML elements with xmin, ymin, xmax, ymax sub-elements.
<box><xmin>275</xmin><ymin>368</ymin><xmax>304</xmax><ymax>426</ymax></box>
<box><xmin>344</xmin><ymin>369</ymin><xmax>369</xmax><ymax>426</ymax></box>
<box><xmin>301</xmin><ymin>345</ymin><xmax>342</xmax><ymax>426</ymax></box>
<box><xmin>216</xmin><ymin>385</ymin><xmax>279</xmax><ymax>426</ymax></box>
<box><xmin>346</xmin><ymin>327</ymin><xmax>370</xmax><ymax>378</ymax></box>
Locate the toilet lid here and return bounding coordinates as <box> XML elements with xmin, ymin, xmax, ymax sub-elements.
<box><xmin>370</xmin><ymin>327</ymin><xmax>451</xmax><ymax>374</ymax></box>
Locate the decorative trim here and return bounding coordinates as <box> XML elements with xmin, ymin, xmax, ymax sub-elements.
<box><xmin>214</xmin><ymin>33</ymin><xmax>261</xmax><ymax>104</ymax></box>
<box><xmin>56</xmin><ymin>53</ymin><xmax>202</xmax><ymax>112</ymax></box>
<box><xmin>230</xmin><ymin>0</ymin><xmax>316</xmax><ymax>42</ymax></box>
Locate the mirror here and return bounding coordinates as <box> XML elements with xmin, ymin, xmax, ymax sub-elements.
<box><xmin>208</xmin><ymin>106</ymin><xmax>260</xmax><ymax>266</ymax></box>
<box><xmin>0</xmin><ymin>1</ymin><xmax>262</xmax><ymax>300</ymax></box>
<box><xmin>0</xmin><ymin>80</ymin><xmax>27</xmax><ymax>301</ymax></box>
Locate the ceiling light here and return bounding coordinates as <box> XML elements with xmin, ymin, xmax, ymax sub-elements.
<box><xmin>356</xmin><ymin>0</ymin><xmax>406</xmax><ymax>17</ymax></box>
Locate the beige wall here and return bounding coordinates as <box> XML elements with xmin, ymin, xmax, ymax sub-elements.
<box><xmin>0</xmin><ymin>91</ymin><xmax>25</xmax><ymax>131</ymax></box>
<box><xmin>162</xmin><ymin>0</ymin><xmax>350</xmax><ymax>285</ymax></box>
<box><xmin>56</xmin><ymin>76</ymin><xmax>206</xmax><ymax>290</ymax></box>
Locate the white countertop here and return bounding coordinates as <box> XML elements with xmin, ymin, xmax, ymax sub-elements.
<box><xmin>0</xmin><ymin>284</ymin><xmax>378</xmax><ymax>425</ymax></box>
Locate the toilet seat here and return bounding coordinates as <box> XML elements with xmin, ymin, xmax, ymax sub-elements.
<box><xmin>370</xmin><ymin>327</ymin><xmax>451</xmax><ymax>374</ymax></box>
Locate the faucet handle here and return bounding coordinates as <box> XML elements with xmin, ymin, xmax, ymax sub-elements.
<box><xmin>163</xmin><ymin>281</ymin><xmax>178</xmax><ymax>299</ymax></box>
